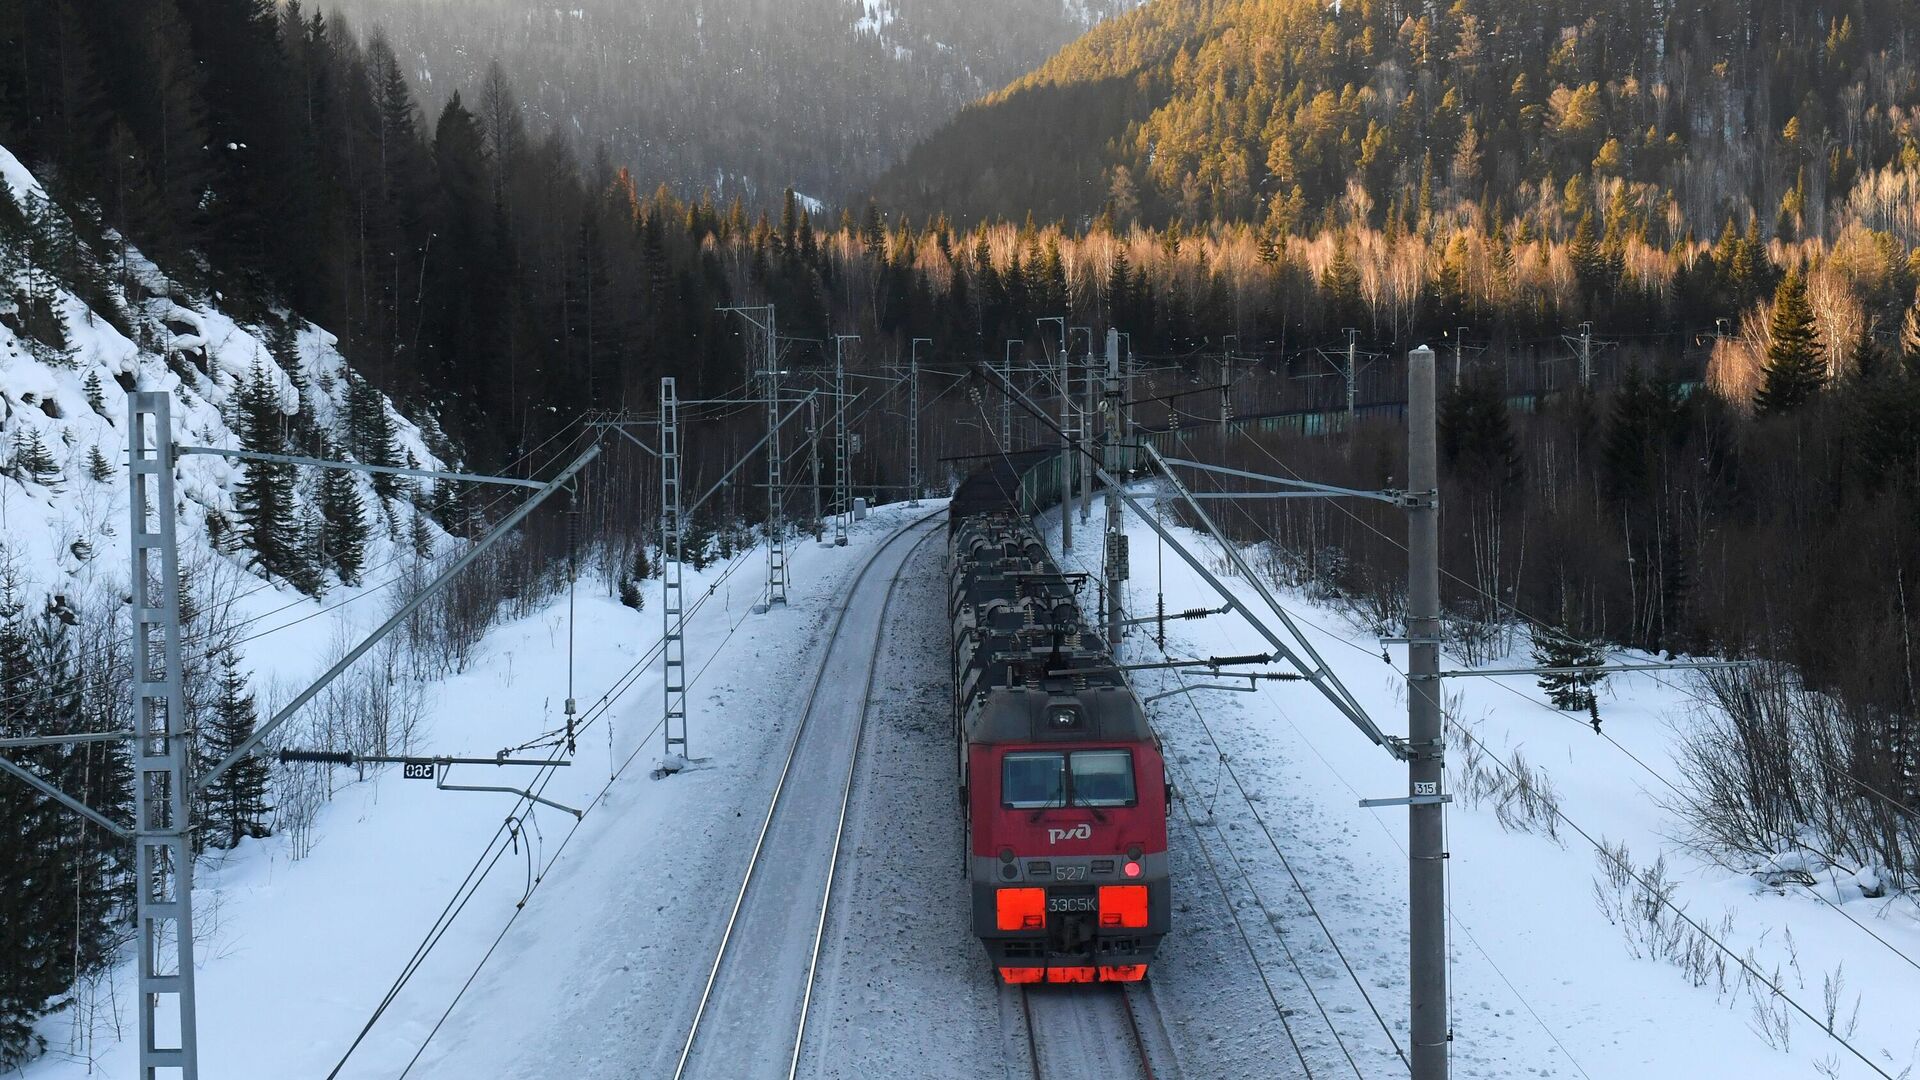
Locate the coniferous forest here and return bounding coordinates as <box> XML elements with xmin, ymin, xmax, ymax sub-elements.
<box><xmin>0</xmin><ymin>0</ymin><xmax>1919</xmax><ymax>1065</ymax></box>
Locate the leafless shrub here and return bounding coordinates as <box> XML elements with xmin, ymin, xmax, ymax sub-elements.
<box><xmin>1672</xmin><ymin>662</ymin><xmax>1918</xmax><ymax>898</ymax></box>
<box><xmin>1590</xmin><ymin>838</ymin><xmax>1733</xmax><ymax>996</ymax></box>
<box><xmin>1448</xmin><ymin>720</ymin><xmax>1563</xmax><ymax>843</ymax></box>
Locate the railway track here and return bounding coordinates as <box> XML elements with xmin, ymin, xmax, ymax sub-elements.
<box><xmin>672</xmin><ymin>514</ymin><xmax>943</xmax><ymax>1080</ymax></box>
<box><xmin>1009</xmin><ymin>982</ymin><xmax>1178</xmax><ymax>1080</ymax></box>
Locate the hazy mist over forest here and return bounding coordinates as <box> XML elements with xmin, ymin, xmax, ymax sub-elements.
<box><xmin>322</xmin><ymin>0</ymin><xmax>1142</xmax><ymax>202</ymax></box>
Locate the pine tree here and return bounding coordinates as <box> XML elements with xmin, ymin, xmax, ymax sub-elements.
<box><xmin>316</xmin><ymin>438</ymin><xmax>367</xmax><ymax>584</ymax></box>
<box><xmin>1754</xmin><ymin>267</ymin><xmax>1826</xmax><ymax>415</ymax></box>
<box><xmin>200</xmin><ymin>652</ymin><xmax>270</xmax><ymax>850</ymax></box>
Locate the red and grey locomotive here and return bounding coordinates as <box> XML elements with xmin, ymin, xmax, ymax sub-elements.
<box><xmin>950</xmin><ymin>462</ymin><xmax>1169</xmax><ymax>985</ymax></box>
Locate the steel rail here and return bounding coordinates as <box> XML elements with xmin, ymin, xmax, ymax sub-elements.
<box><xmin>786</xmin><ymin>520</ymin><xmax>945</xmax><ymax>1078</ymax></box>
<box><xmin>672</xmin><ymin>510</ymin><xmax>945</xmax><ymax>1080</ymax></box>
<box><xmin>1118</xmin><ymin>985</ymin><xmax>1164</xmax><ymax>1080</ymax></box>
<box><xmin>1019</xmin><ymin>984</ymin><xmax>1159</xmax><ymax>1080</ymax></box>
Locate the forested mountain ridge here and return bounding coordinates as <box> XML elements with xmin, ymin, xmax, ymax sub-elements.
<box><xmin>875</xmin><ymin>0</ymin><xmax>1920</xmax><ymax>236</ymax></box>
<box><xmin>321</xmin><ymin>0</ymin><xmax>1143</xmax><ymax>204</ymax></box>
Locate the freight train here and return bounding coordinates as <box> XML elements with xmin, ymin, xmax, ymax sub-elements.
<box><xmin>949</xmin><ymin>452</ymin><xmax>1169</xmax><ymax>985</ymax></box>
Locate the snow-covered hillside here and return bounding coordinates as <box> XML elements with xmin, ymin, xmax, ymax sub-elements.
<box><xmin>0</xmin><ymin>145</ymin><xmax>444</xmax><ymax>594</ymax></box>
<box><xmin>0</xmin><ymin>143</ymin><xmax>486</xmax><ymax>1069</ymax></box>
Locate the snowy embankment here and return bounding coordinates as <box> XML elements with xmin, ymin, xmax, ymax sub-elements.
<box><xmin>1039</xmin><ymin>493</ymin><xmax>1920</xmax><ymax>1080</ymax></box>
<box><xmin>23</xmin><ymin>506</ymin><xmax>930</xmax><ymax>1078</ymax></box>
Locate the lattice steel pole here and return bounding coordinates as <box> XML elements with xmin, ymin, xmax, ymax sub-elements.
<box><xmin>807</xmin><ymin>394</ymin><xmax>822</xmax><ymax>540</ymax></box>
<box><xmin>764</xmin><ymin>310</ymin><xmax>789</xmax><ymax>605</ymax></box>
<box><xmin>908</xmin><ymin>338</ymin><xmax>930</xmax><ymax>507</ymax></box>
<box><xmin>128</xmin><ymin>391</ymin><xmax>198</xmax><ymax>1080</ymax></box>
<box><xmin>832</xmin><ymin>334</ymin><xmax>855</xmax><ymax>546</ymax></box>
<box><xmin>661</xmin><ymin>378</ymin><xmax>688</xmax><ymax>758</ymax></box>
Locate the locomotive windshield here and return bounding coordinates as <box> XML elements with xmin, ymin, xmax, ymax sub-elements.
<box><xmin>1069</xmin><ymin>750</ymin><xmax>1137</xmax><ymax>807</ymax></box>
<box><xmin>1001</xmin><ymin>750</ymin><xmax>1137</xmax><ymax>808</ymax></box>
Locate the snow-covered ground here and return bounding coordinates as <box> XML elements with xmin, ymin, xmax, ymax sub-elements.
<box><xmin>24</xmin><ymin>505</ymin><xmax>935</xmax><ymax>1078</ymax></box>
<box><xmin>1041</xmin><ymin>491</ymin><xmax>1920</xmax><ymax>1080</ymax></box>
<box><xmin>19</xmin><ymin>455</ymin><xmax>1920</xmax><ymax>1076</ymax></box>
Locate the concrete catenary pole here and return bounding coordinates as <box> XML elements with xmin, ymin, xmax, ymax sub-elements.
<box><xmin>1406</xmin><ymin>344</ymin><xmax>1448</xmax><ymax>1080</ymax></box>
<box><xmin>1080</xmin><ymin>338</ymin><xmax>1095</xmax><ymax>524</ymax></box>
<box><xmin>1003</xmin><ymin>339</ymin><xmax>1020</xmax><ymax>448</ymax></box>
<box><xmin>1345</xmin><ymin>327</ymin><xmax>1360</xmax><ymax>427</ymax></box>
<box><xmin>1038</xmin><ymin>317</ymin><xmax>1071</xmax><ymax>550</ymax></box>
<box><xmin>1104</xmin><ymin>328</ymin><xmax>1126</xmax><ymax>645</ymax></box>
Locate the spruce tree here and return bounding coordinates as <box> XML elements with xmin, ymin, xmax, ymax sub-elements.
<box><xmin>409</xmin><ymin>506</ymin><xmax>435</xmax><ymax>560</ymax></box>
<box><xmin>201</xmin><ymin>653</ymin><xmax>270</xmax><ymax>850</ymax></box>
<box><xmin>1901</xmin><ymin>293</ymin><xmax>1920</xmax><ymax>375</ymax></box>
<box><xmin>0</xmin><ymin>583</ymin><xmax>73</xmax><ymax>1067</ymax></box>
<box><xmin>316</xmin><ymin>438</ymin><xmax>368</xmax><ymax>584</ymax></box>
<box><xmin>682</xmin><ymin>516</ymin><xmax>715</xmax><ymax>570</ymax></box>
<box><xmin>84</xmin><ymin>445</ymin><xmax>113</xmax><ymax>483</ymax></box>
<box><xmin>1569</xmin><ymin>210</ymin><xmax>1605</xmax><ymax>294</ymax></box>
<box><xmin>1754</xmin><ymin>267</ymin><xmax>1826</xmax><ymax>415</ymax></box>
<box><xmin>1321</xmin><ymin>234</ymin><xmax>1361</xmax><ymax>328</ymax></box>
<box><xmin>82</xmin><ymin>370</ymin><xmax>105</xmax><ymax>414</ymax></box>
<box><xmin>233</xmin><ymin>364</ymin><xmax>305</xmax><ymax>586</ymax></box>
<box><xmin>1600</xmin><ymin>363</ymin><xmax>1677</xmax><ymax>504</ymax></box>
<box><xmin>345</xmin><ymin>376</ymin><xmax>399</xmax><ymax>500</ymax></box>
<box><xmin>1530</xmin><ymin>612</ymin><xmax>1606</xmax><ymax>711</ymax></box>
<box><xmin>26</xmin><ymin>608</ymin><xmax>121</xmax><ymax>978</ymax></box>
<box><xmin>10</xmin><ymin>429</ymin><xmax>59</xmax><ymax>487</ymax></box>
<box><xmin>619</xmin><ymin>543</ymin><xmax>651</xmax><ymax>609</ymax></box>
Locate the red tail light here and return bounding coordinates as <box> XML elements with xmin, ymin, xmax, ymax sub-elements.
<box><xmin>1098</xmin><ymin>884</ymin><xmax>1149</xmax><ymax>928</ymax></box>
<box><xmin>995</xmin><ymin>887</ymin><xmax>1046</xmax><ymax>930</ymax></box>
<box><xmin>1099</xmin><ymin>964</ymin><xmax>1148</xmax><ymax>982</ymax></box>
<box><xmin>999</xmin><ymin>967</ymin><xmax>1045</xmax><ymax>984</ymax></box>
